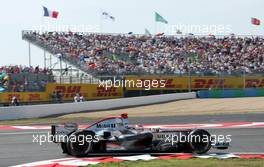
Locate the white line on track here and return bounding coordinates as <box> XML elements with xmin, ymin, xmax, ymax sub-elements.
<box><xmin>0</xmin><ymin>131</ymin><xmax>48</xmax><ymax>135</ymax></box>
<box><xmin>230</xmin><ymin>152</ymin><xmax>264</xmax><ymax>154</ymax></box>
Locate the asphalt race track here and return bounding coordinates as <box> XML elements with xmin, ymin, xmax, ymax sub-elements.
<box><xmin>0</xmin><ymin>113</ymin><xmax>264</xmax><ymax>167</ymax></box>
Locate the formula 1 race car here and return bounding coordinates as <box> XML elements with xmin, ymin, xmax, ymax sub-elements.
<box><xmin>51</xmin><ymin>113</ymin><xmax>229</xmax><ymax>156</ymax></box>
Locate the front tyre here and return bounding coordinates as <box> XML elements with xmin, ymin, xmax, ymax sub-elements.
<box><xmin>188</xmin><ymin>129</ymin><xmax>211</xmax><ymax>154</ymax></box>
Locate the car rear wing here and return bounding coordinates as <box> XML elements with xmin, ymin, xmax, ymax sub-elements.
<box><xmin>51</xmin><ymin>123</ymin><xmax>78</xmax><ymax>143</ymax></box>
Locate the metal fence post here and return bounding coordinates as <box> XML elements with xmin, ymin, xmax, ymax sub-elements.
<box><xmin>243</xmin><ymin>70</ymin><xmax>246</xmax><ymax>89</ymax></box>
<box><xmin>188</xmin><ymin>70</ymin><xmax>191</xmax><ymax>92</ymax></box>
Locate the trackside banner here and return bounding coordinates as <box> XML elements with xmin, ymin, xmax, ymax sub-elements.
<box><xmin>45</xmin><ymin>83</ymin><xmax>123</xmax><ymax>100</ymax></box>
<box><xmin>0</xmin><ymin>84</ymin><xmax>123</xmax><ymax>103</ymax></box>
<box><xmin>125</xmin><ymin>76</ymin><xmax>264</xmax><ymax>90</ymax></box>
<box><xmin>0</xmin><ymin>92</ymin><xmax>48</xmax><ymax>103</ymax></box>
<box><xmin>124</xmin><ymin>76</ymin><xmax>189</xmax><ymax>90</ymax></box>
<box><xmin>1</xmin><ymin>76</ymin><xmax>264</xmax><ymax>103</ymax></box>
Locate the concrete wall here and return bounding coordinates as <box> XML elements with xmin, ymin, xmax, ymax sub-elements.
<box><xmin>0</xmin><ymin>92</ymin><xmax>196</xmax><ymax>120</ymax></box>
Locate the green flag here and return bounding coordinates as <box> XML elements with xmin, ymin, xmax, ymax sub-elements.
<box><xmin>155</xmin><ymin>12</ymin><xmax>168</xmax><ymax>24</ymax></box>
<box><xmin>187</xmin><ymin>57</ymin><xmax>192</xmax><ymax>64</ymax></box>
<box><xmin>112</xmin><ymin>54</ymin><xmax>117</xmax><ymax>61</ymax></box>
<box><xmin>0</xmin><ymin>72</ymin><xmax>7</xmax><ymax>80</ymax></box>
<box><xmin>187</xmin><ymin>53</ymin><xmax>199</xmax><ymax>64</ymax></box>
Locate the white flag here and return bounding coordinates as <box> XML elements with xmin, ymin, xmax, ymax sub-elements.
<box><xmin>102</xmin><ymin>11</ymin><xmax>115</xmax><ymax>21</ymax></box>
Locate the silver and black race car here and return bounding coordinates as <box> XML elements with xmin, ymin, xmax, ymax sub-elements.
<box><xmin>51</xmin><ymin>113</ymin><xmax>229</xmax><ymax>156</ymax></box>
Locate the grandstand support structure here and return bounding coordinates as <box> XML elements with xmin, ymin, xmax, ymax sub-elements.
<box><xmin>43</xmin><ymin>50</ymin><xmax>53</xmax><ymax>69</ymax></box>
<box><xmin>28</xmin><ymin>42</ymin><xmax>31</xmax><ymax>67</ymax></box>
<box><xmin>22</xmin><ymin>31</ymin><xmax>99</xmax><ymax>84</ymax></box>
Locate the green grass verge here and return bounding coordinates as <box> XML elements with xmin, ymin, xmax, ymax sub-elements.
<box><xmin>92</xmin><ymin>159</ymin><xmax>264</xmax><ymax>167</ymax></box>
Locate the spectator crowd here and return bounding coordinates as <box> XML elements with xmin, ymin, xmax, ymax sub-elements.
<box><xmin>0</xmin><ymin>65</ymin><xmax>52</xmax><ymax>74</ymax></box>
<box><xmin>0</xmin><ymin>65</ymin><xmax>53</xmax><ymax>92</ymax></box>
<box><xmin>24</xmin><ymin>31</ymin><xmax>264</xmax><ymax>75</ymax></box>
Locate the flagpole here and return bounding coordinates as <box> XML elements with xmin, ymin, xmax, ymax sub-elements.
<box><xmin>41</xmin><ymin>16</ymin><xmax>44</xmax><ymax>33</ymax></box>
<box><xmin>99</xmin><ymin>9</ymin><xmax>103</xmax><ymax>33</ymax></box>
<box><xmin>154</xmin><ymin>11</ymin><xmax>157</xmax><ymax>34</ymax></box>
<box><xmin>41</xmin><ymin>7</ymin><xmax>44</xmax><ymax>33</ymax></box>
<box><xmin>155</xmin><ymin>22</ymin><xmax>157</xmax><ymax>34</ymax></box>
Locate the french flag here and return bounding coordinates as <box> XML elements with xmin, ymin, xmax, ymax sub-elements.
<box><xmin>251</xmin><ymin>17</ymin><xmax>261</xmax><ymax>26</ymax></box>
<box><xmin>43</xmin><ymin>6</ymin><xmax>59</xmax><ymax>19</ymax></box>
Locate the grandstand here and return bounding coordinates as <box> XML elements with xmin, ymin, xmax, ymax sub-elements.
<box><xmin>0</xmin><ymin>31</ymin><xmax>263</xmax><ymax>106</ymax></box>
<box><xmin>22</xmin><ymin>31</ymin><xmax>264</xmax><ymax>77</ymax></box>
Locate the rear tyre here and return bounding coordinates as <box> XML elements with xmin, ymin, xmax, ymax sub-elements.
<box><xmin>61</xmin><ymin>142</ymin><xmax>71</xmax><ymax>155</ymax></box>
<box><xmin>66</xmin><ymin>131</ymin><xmax>95</xmax><ymax>157</ymax></box>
